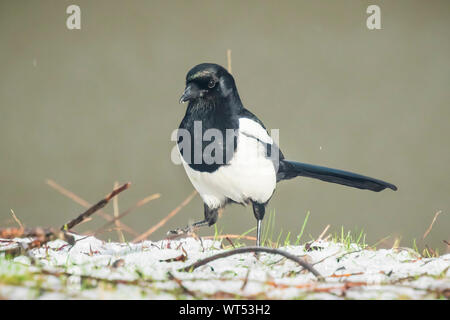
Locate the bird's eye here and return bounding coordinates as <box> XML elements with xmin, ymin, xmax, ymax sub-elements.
<box><xmin>208</xmin><ymin>79</ymin><xmax>216</xmax><ymax>89</ymax></box>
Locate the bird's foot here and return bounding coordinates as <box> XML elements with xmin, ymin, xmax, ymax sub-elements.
<box><xmin>167</xmin><ymin>224</ymin><xmax>196</xmax><ymax>236</ymax></box>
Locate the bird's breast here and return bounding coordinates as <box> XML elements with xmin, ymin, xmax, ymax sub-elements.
<box><xmin>177</xmin><ymin>110</ymin><xmax>238</xmax><ymax>173</ymax></box>
<box><xmin>178</xmin><ymin>118</ymin><xmax>276</xmax><ymax>207</ymax></box>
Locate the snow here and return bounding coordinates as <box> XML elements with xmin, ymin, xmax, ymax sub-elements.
<box><xmin>0</xmin><ymin>235</ymin><xmax>448</xmax><ymax>299</ymax></box>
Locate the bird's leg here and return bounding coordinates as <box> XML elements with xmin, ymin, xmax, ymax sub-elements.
<box><xmin>256</xmin><ymin>219</ymin><xmax>262</xmax><ymax>247</ymax></box>
<box><xmin>252</xmin><ymin>202</ymin><xmax>266</xmax><ymax>247</ymax></box>
<box><xmin>167</xmin><ymin>204</ymin><xmax>218</xmax><ymax>235</ymax></box>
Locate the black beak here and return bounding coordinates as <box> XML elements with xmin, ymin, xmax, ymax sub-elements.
<box><xmin>179</xmin><ymin>84</ymin><xmax>195</xmax><ymax>104</ymax></box>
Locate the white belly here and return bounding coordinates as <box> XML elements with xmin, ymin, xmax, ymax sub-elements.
<box><xmin>180</xmin><ymin>128</ymin><xmax>276</xmax><ymax>209</ymax></box>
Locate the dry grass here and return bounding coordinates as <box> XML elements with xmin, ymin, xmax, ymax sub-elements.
<box><xmin>132</xmin><ymin>190</ymin><xmax>197</xmax><ymax>243</ymax></box>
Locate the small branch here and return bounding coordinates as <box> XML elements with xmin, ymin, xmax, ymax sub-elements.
<box><xmin>133</xmin><ymin>190</ymin><xmax>197</xmax><ymax>243</ymax></box>
<box><xmin>0</xmin><ymin>227</ymin><xmax>75</xmax><ymax>255</ymax></box>
<box><xmin>1</xmin><ymin>183</ymin><xmax>130</xmax><ymax>256</ymax></box>
<box><xmin>0</xmin><ymin>227</ymin><xmax>71</xmax><ymax>243</ymax></box>
<box><xmin>202</xmin><ymin>234</ymin><xmax>257</xmax><ymax>241</ymax></box>
<box><xmin>94</xmin><ymin>193</ymin><xmax>161</xmax><ymax>236</ymax></box>
<box><xmin>225</xmin><ymin>237</ymin><xmax>235</xmax><ymax>249</ymax></box>
<box><xmin>240</xmin><ymin>268</ymin><xmax>251</xmax><ymax>291</ymax></box>
<box><xmin>61</xmin><ymin>182</ymin><xmax>131</xmax><ymax>231</ymax></box>
<box><xmin>0</xmin><ymin>227</ymin><xmax>43</xmax><ymax>239</ymax></box>
<box><xmin>47</xmin><ymin>179</ymin><xmax>138</xmax><ymax>236</ymax></box>
<box><xmin>167</xmin><ymin>272</ymin><xmax>196</xmax><ymax>297</ymax></box>
<box><xmin>113</xmin><ymin>181</ymin><xmax>125</xmax><ymax>242</ymax></box>
<box><xmin>329</xmin><ymin>272</ymin><xmax>364</xmax><ymax>278</ymax></box>
<box><xmin>317</xmin><ymin>224</ymin><xmax>330</xmax><ymax>241</ymax></box>
<box><xmin>178</xmin><ymin>246</ymin><xmax>324</xmax><ymax>280</ymax></box>
<box><xmin>226</xmin><ymin>49</ymin><xmax>232</xmax><ymax>74</ymax></box>
<box><xmin>10</xmin><ymin>209</ymin><xmax>24</xmax><ymax>231</ymax></box>
<box><xmin>423</xmin><ymin>210</ymin><xmax>443</xmax><ymax>240</ymax></box>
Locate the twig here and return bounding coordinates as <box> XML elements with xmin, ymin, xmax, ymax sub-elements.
<box><xmin>392</xmin><ymin>237</ymin><xmax>401</xmax><ymax>249</ymax></box>
<box><xmin>0</xmin><ymin>227</ymin><xmax>47</xmax><ymax>239</ymax></box>
<box><xmin>225</xmin><ymin>237</ymin><xmax>235</xmax><ymax>249</ymax></box>
<box><xmin>46</xmin><ymin>179</ymin><xmax>138</xmax><ymax>236</ymax></box>
<box><xmin>423</xmin><ymin>210</ymin><xmax>443</xmax><ymax>240</ymax></box>
<box><xmin>329</xmin><ymin>272</ymin><xmax>364</xmax><ymax>278</ymax></box>
<box><xmin>240</xmin><ymin>268</ymin><xmax>251</xmax><ymax>291</ymax></box>
<box><xmin>226</xmin><ymin>49</ymin><xmax>232</xmax><ymax>74</ymax></box>
<box><xmin>61</xmin><ymin>182</ymin><xmax>130</xmax><ymax>231</ymax></box>
<box><xmin>0</xmin><ymin>227</ymin><xmax>73</xmax><ymax>244</ymax></box>
<box><xmin>310</xmin><ymin>249</ymin><xmax>362</xmax><ymax>268</ymax></box>
<box><xmin>317</xmin><ymin>224</ymin><xmax>330</xmax><ymax>241</ymax></box>
<box><xmin>10</xmin><ymin>209</ymin><xmax>24</xmax><ymax>231</ymax></box>
<box><xmin>0</xmin><ymin>227</ymin><xmax>75</xmax><ymax>256</ymax></box>
<box><xmin>167</xmin><ymin>272</ymin><xmax>196</xmax><ymax>297</ymax></box>
<box><xmin>1</xmin><ymin>184</ymin><xmax>128</xmax><ymax>258</ymax></box>
<box><xmin>113</xmin><ymin>181</ymin><xmax>125</xmax><ymax>243</ymax></box>
<box><xmin>178</xmin><ymin>246</ymin><xmax>324</xmax><ymax>280</ymax></box>
<box><xmin>165</xmin><ymin>233</ymin><xmax>257</xmax><ymax>242</ymax></box>
<box><xmin>94</xmin><ymin>193</ymin><xmax>161</xmax><ymax>236</ymax></box>
<box><xmin>202</xmin><ymin>234</ymin><xmax>257</xmax><ymax>241</ymax></box>
<box><xmin>132</xmin><ymin>190</ymin><xmax>197</xmax><ymax>243</ymax></box>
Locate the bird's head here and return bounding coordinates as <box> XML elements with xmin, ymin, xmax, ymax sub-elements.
<box><xmin>179</xmin><ymin>63</ymin><xmax>238</xmax><ymax>106</ymax></box>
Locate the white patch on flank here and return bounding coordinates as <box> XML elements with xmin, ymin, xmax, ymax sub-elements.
<box><xmin>180</xmin><ymin>118</ymin><xmax>276</xmax><ymax>209</ymax></box>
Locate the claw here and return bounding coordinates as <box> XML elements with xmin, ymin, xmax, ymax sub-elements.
<box><xmin>167</xmin><ymin>225</ymin><xmax>194</xmax><ymax>236</ymax></box>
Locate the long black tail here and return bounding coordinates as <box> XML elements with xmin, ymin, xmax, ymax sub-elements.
<box><xmin>277</xmin><ymin>160</ymin><xmax>397</xmax><ymax>192</ymax></box>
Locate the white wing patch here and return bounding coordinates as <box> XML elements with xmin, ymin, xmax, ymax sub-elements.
<box><xmin>238</xmin><ymin>118</ymin><xmax>273</xmax><ymax>145</ymax></box>
<box><xmin>180</xmin><ymin>118</ymin><xmax>276</xmax><ymax>209</ymax></box>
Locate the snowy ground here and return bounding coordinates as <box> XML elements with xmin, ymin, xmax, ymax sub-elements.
<box><xmin>0</xmin><ymin>235</ymin><xmax>448</xmax><ymax>299</ymax></box>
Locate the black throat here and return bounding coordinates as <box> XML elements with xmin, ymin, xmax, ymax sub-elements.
<box><xmin>177</xmin><ymin>92</ymin><xmax>243</xmax><ymax>173</ymax></box>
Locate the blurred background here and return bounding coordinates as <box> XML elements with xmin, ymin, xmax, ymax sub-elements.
<box><xmin>0</xmin><ymin>0</ymin><xmax>448</xmax><ymax>252</ymax></box>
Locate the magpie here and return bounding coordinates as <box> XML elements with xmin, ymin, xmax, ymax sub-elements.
<box><xmin>170</xmin><ymin>63</ymin><xmax>397</xmax><ymax>246</ymax></box>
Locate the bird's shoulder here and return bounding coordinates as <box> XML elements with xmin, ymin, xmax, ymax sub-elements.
<box><xmin>237</xmin><ymin>108</ymin><xmax>285</xmax><ymax>161</ymax></box>
<box><xmin>238</xmin><ymin>108</ymin><xmax>267</xmax><ymax>129</ymax></box>
<box><xmin>237</xmin><ymin>108</ymin><xmax>272</xmax><ymax>144</ymax></box>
